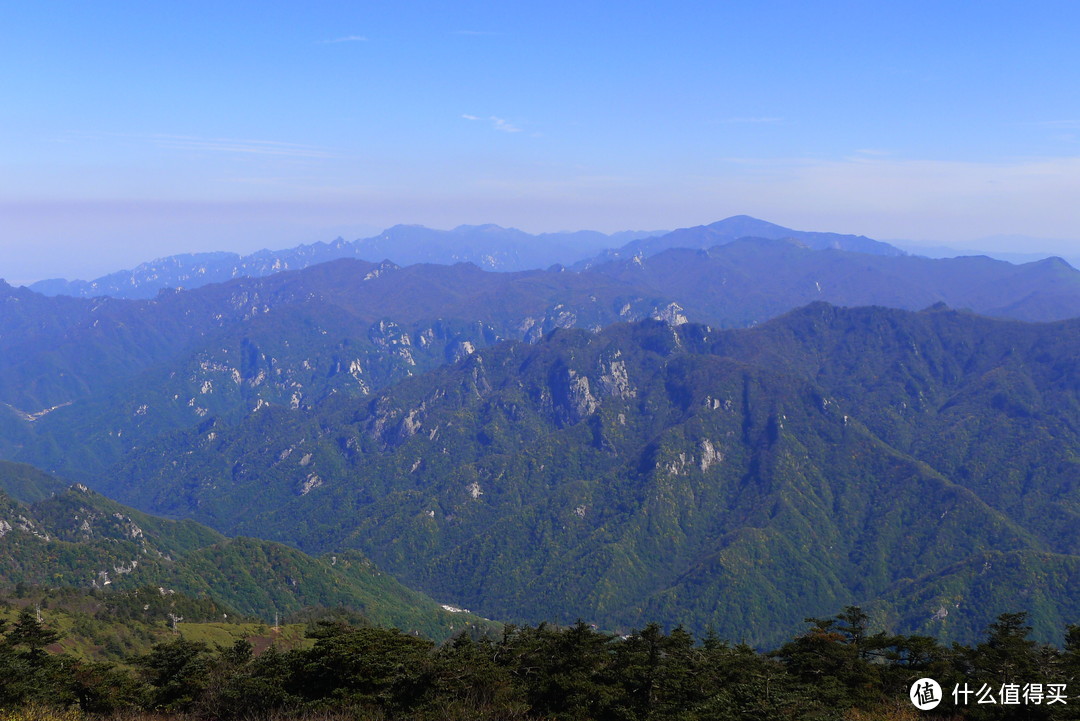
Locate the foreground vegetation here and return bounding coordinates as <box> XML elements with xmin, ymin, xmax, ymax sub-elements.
<box><xmin>2</xmin><ymin>599</ymin><xmax>1078</xmax><ymax>720</ymax></box>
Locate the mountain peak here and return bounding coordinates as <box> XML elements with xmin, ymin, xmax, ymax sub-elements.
<box><xmin>706</xmin><ymin>215</ymin><xmax>792</xmax><ymax>235</ymax></box>
<box><xmin>383</xmin><ymin>224</ymin><xmax>431</xmax><ymax>233</ymax></box>
<box><xmin>453</xmin><ymin>223</ymin><xmax>507</xmax><ymax>232</ymax></box>
<box><xmin>1035</xmin><ymin>256</ymin><xmax>1075</xmax><ymax>271</ymax></box>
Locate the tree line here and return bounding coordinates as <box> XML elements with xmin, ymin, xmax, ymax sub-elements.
<box><xmin>2</xmin><ymin>605</ymin><xmax>1079</xmax><ymax>720</ymax></box>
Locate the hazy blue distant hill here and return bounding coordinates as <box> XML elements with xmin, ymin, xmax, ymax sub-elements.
<box><xmin>81</xmin><ymin>306</ymin><xmax>1080</xmax><ymax>646</ymax></box>
<box><xmin>587</xmin><ymin>237</ymin><xmax>1080</xmax><ymax>324</ymax></box>
<box><xmin>26</xmin><ymin>225</ymin><xmax>662</xmax><ymax>299</ymax></box>
<box><xmin>576</xmin><ymin>215</ymin><xmax>905</xmax><ymax>268</ymax></box>
<box><xmin>345</xmin><ymin>224</ymin><xmax>659</xmax><ymax>271</ymax></box>
<box><xmin>24</xmin><ymin>214</ymin><xmax>906</xmax><ymax>301</ymax></box>
<box><xmin>893</xmin><ymin>235</ymin><xmax>1080</xmax><ymax>270</ymax></box>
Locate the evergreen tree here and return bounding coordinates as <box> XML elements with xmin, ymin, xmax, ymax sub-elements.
<box><xmin>5</xmin><ymin>606</ymin><xmax>60</xmax><ymax>659</ymax></box>
<box><xmin>138</xmin><ymin>637</ymin><xmax>214</xmax><ymax>712</ymax></box>
<box><xmin>973</xmin><ymin>612</ymin><xmax>1041</xmax><ymax>685</ymax></box>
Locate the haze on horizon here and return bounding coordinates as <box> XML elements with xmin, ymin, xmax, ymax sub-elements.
<box><xmin>3</xmin><ymin>1</ymin><xmax>1080</xmax><ymax>283</ymax></box>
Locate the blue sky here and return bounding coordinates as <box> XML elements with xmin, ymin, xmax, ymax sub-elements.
<box><xmin>3</xmin><ymin>1</ymin><xmax>1080</xmax><ymax>282</ymax></box>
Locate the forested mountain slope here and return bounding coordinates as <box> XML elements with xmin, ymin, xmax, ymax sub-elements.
<box><xmin>1</xmin><ymin>260</ymin><xmax>672</xmax><ymax>413</ymax></box>
<box><xmin>0</xmin><ymin>461</ymin><xmax>495</xmax><ymax>640</ymax></box>
<box><xmin>2</xmin><ymin>260</ymin><xmax>674</xmax><ymax>475</ymax></box>
<box><xmin>83</xmin><ymin>305</ymin><xmax>1080</xmax><ymax>646</ymax></box>
<box><xmin>6</xmin><ymin>236</ymin><xmax>1078</xmax><ymax>478</ymax></box>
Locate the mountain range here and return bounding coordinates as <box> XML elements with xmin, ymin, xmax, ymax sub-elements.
<box><xmin>6</xmin><ymin>237</ymin><xmax>1080</xmax><ymax>490</ymax></box>
<box><xmin>24</xmin><ymin>215</ymin><xmax>904</xmax><ymax>301</ymax></box>
<box><xmin>25</xmin><ymin>224</ymin><xmax>661</xmax><ymax>300</ymax></box>
<box><xmin>0</xmin><ymin>258</ymin><xmax>681</xmax><ymax>478</ymax></box>
<box><xmin>22</xmin><ymin>304</ymin><xmax>1078</xmax><ymax>647</ymax></box>
<box><xmin>3</xmin><ymin>216</ymin><xmax>1080</xmax><ymax>648</ymax></box>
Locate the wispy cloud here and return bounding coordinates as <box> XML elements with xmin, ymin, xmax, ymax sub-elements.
<box><xmin>462</xmin><ymin>115</ymin><xmax>523</xmax><ymax>133</ymax></box>
<box><xmin>319</xmin><ymin>35</ymin><xmax>368</xmax><ymax>44</ymax></box>
<box><xmin>491</xmin><ymin>116</ymin><xmax>521</xmax><ymax>133</ymax></box>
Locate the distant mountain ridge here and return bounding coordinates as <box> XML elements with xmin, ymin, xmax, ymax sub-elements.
<box><xmin>587</xmin><ymin>237</ymin><xmax>1080</xmax><ymax>325</ymax></box>
<box><xmin>26</xmin><ymin>224</ymin><xmax>664</xmax><ymax>300</ymax></box>
<box><xmin>23</xmin><ymin>215</ymin><xmax>909</xmax><ymax>300</ymax></box>
<box><xmin>0</xmin><ymin>258</ymin><xmax>674</xmax><ymax>412</ymax></box>
<box><xmin>575</xmin><ymin>215</ymin><xmax>905</xmax><ymax>268</ymax></box>
<box><xmin>6</xmin><ymin>240</ymin><xmax>1080</xmax><ymax>646</ymax></box>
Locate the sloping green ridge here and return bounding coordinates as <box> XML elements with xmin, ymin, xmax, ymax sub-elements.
<box><xmin>0</xmin><ymin>461</ymin><xmax>496</xmax><ymax>641</ymax></box>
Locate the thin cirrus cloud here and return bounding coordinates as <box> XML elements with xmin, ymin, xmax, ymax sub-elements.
<box><xmin>462</xmin><ymin>114</ymin><xmax>523</xmax><ymax>133</ymax></box>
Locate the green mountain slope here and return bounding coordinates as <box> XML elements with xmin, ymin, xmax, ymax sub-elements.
<box><xmin>0</xmin><ymin>460</ymin><xmax>67</xmax><ymax>503</ymax></box>
<box><xmin>0</xmin><ymin>462</ymin><xmax>496</xmax><ymax>640</ymax></box>
<box><xmin>91</xmin><ymin>306</ymin><xmax>1080</xmax><ymax>646</ymax></box>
